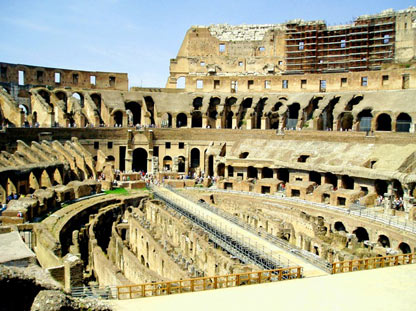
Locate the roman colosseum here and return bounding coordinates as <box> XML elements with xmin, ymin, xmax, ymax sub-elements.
<box><xmin>1</xmin><ymin>7</ymin><xmax>416</xmax><ymax>311</ymax></box>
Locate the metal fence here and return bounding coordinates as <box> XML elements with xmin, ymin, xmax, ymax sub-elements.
<box><xmin>116</xmin><ymin>266</ymin><xmax>302</xmax><ymax>299</ymax></box>
<box><xmin>187</xmin><ymin>187</ymin><xmax>416</xmax><ymax>234</ymax></box>
<box><xmin>152</xmin><ymin>185</ymin><xmax>295</xmax><ymax>270</ymax></box>
<box><xmin>71</xmin><ymin>285</ymin><xmax>118</xmax><ymax>299</ymax></box>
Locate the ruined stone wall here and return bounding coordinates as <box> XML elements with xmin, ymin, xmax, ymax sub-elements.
<box><xmin>0</xmin><ymin>62</ymin><xmax>128</xmax><ymax>91</ymax></box>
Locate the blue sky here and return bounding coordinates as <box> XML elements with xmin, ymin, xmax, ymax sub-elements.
<box><xmin>0</xmin><ymin>0</ymin><xmax>414</xmax><ymax>87</ymax></box>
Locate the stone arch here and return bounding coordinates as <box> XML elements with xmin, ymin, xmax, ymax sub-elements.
<box><xmin>353</xmin><ymin>227</ymin><xmax>369</xmax><ymax>242</ymax></box>
<box><xmin>192</xmin><ymin>111</ymin><xmax>202</xmax><ymax>128</ymax></box>
<box><xmin>40</xmin><ymin>170</ymin><xmax>52</xmax><ymax>188</ymax></box>
<box><xmin>286</xmin><ymin>102</ymin><xmax>300</xmax><ymax>129</ymax></box>
<box><xmin>207</xmin><ymin>97</ymin><xmax>220</xmax><ymax>128</ymax></box>
<box><xmin>113</xmin><ymin>110</ymin><xmax>123</xmax><ymax>127</ymax></box>
<box><xmin>132</xmin><ymin>148</ymin><xmax>148</xmax><ymax>172</ymax></box>
<box><xmin>176</xmin><ymin>113</ymin><xmax>187</xmax><ymax>128</ymax></box>
<box><xmin>334</xmin><ymin>221</ymin><xmax>347</xmax><ymax>232</ymax></box>
<box><xmin>125</xmin><ymin>101</ymin><xmax>141</xmax><ymax>125</ymax></box>
<box><xmin>208</xmin><ymin>155</ymin><xmax>214</xmax><ymax>177</ymax></box>
<box><xmin>161</xmin><ymin>112</ymin><xmax>172</xmax><ymax>128</ymax></box>
<box><xmin>398</xmin><ymin>242</ymin><xmax>411</xmax><ymax>254</ymax></box>
<box><xmin>338</xmin><ymin>112</ymin><xmax>353</xmax><ymax>131</ymax></box>
<box><xmin>176</xmin><ymin>76</ymin><xmax>185</xmax><ymax>88</ymax></box>
<box><xmin>193</xmin><ymin>97</ymin><xmax>203</xmax><ymax>110</ymax></box>
<box><xmin>357</xmin><ymin>109</ymin><xmax>373</xmax><ymax>132</ymax></box>
<box><xmin>378</xmin><ymin>235</ymin><xmax>390</xmax><ymax>248</ymax></box>
<box><xmin>303</xmin><ymin>97</ymin><xmax>321</xmax><ymax>124</ymax></box>
<box><xmin>190</xmin><ymin>148</ymin><xmax>200</xmax><ymax>168</ymax></box>
<box><xmin>71</xmin><ymin>92</ymin><xmax>84</xmax><ymax>108</ymax></box>
<box><xmin>53</xmin><ymin>168</ymin><xmax>63</xmax><ymax>185</ymax></box>
<box><xmin>178</xmin><ymin>156</ymin><xmax>185</xmax><ymax>173</ymax></box>
<box><xmin>345</xmin><ymin>95</ymin><xmax>363</xmax><ymax>111</ymax></box>
<box><xmin>376</xmin><ymin>113</ymin><xmax>392</xmax><ymax>131</ymax></box>
<box><xmin>163</xmin><ymin>156</ymin><xmax>172</xmax><ymax>171</ymax></box>
<box><xmin>318</xmin><ymin>97</ymin><xmax>339</xmax><ymax>130</ymax></box>
<box><xmin>38</xmin><ymin>89</ymin><xmax>51</xmax><ymax>106</ymax></box>
<box><xmin>144</xmin><ymin>96</ymin><xmax>155</xmax><ymax>125</ymax></box>
<box><xmin>396</xmin><ymin>113</ymin><xmax>412</xmax><ymax>132</ymax></box>
<box><xmin>253</xmin><ymin>98</ymin><xmax>267</xmax><ymax>129</ymax></box>
<box><xmin>238</xmin><ymin>98</ymin><xmax>253</xmax><ymax>128</ymax></box>
<box><xmin>55</xmin><ymin>91</ymin><xmax>67</xmax><ymax>105</ymax></box>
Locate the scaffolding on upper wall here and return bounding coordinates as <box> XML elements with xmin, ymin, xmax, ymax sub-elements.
<box><xmin>284</xmin><ymin>14</ymin><xmax>396</xmax><ymax>74</ymax></box>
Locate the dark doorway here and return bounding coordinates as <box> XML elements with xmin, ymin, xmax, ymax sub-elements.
<box><xmin>132</xmin><ymin>148</ymin><xmax>147</xmax><ymax>172</ymax></box>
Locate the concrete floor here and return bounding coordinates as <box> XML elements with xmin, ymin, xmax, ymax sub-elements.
<box><xmin>110</xmin><ymin>264</ymin><xmax>416</xmax><ymax>311</ymax></box>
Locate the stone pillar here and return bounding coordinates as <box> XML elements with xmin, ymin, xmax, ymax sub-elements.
<box><xmin>273</xmin><ymin>169</ymin><xmax>278</xmax><ymax>179</ymax></box>
<box><xmin>257</xmin><ymin>169</ymin><xmax>262</xmax><ymax>180</ymax></box>
<box><xmin>202</xmin><ymin>116</ymin><xmax>208</xmax><ymax>128</ymax></box>
<box><xmin>246</xmin><ymin>117</ymin><xmax>252</xmax><ymax>130</ymax></box>
<box><xmin>232</xmin><ymin>117</ymin><xmax>237</xmax><ymax>129</ymax></box>
<box><xmin>172</xmin><ymin>115</ymin><xmax>177</xmax><ymax>128</ymax></box>
<box><xmin>261</xmin><ymin>117</ymin><xmax>267</xmax><ymax>130</ymax></box>
<box><xmin>216</xmin><ymin>118</ymin><xmax>222</xmax><ymax>129</ymax></box>
<box><xmin>187</xmin><ymin>116</ymin><xmax>192</xmax><ymax>128</ymax></box>
<box><xmin>64</xmin><ymin>254</ymin><xmax>83</xmax><ymax>292</ymax></box>
<box><xmin>225</xmin><ymin>165</ymin><xmax>229</xmax><ymax>178</ymax></box>
<box><xmin>384</xmin><ymin>183</ymin><xmax>394</xmax><ymax>215</ymax></box>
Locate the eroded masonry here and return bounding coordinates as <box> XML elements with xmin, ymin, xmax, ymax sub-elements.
<box><xmin>1</xmin><ymin>6</ymin><xmax>416</xmax><ymax>309</ymax></box>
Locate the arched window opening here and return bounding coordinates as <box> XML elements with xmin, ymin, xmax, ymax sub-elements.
<box><xmin>144</xmin><ymin>96</ymin><xmax>155</xmax><ymax>125</ymax></box>
<box><xmin>132</xmin><ymin>148</ymin><xmax>147</xmax><ymax>172</ymax></box>
<box><xmin>398</xmin><ymin>242</ymin><xmax>411</xmax><ymax>254</ymax></box>
<box><xmin>353</xmin><ymin>227</ymin><xmax>369</xmax><ymax>243</ymax></box>
<box><xmin>357</xmin><ymin>109</ymin><xmax>372</xmax><ymax>132</ymax></box>
<box><xmin>38</xmin><ymin>89</ymin><xmax>51</xmax><ymax>104</ymax></box>
<box><xmin>163</xmin><ymin>156</ymin><xmax>172</xmax><ymax>171</ymax></box>
<box><xmin>190</xmin><ymin>148</ymin><xmax>200</xmax><ymax>168</ymax></box>
<box><xmin>378</xmin><ymin>235</ymin><xmax>390</xmax><ymax>248</ymax></box>
<box><xmin>71</xmin><ymin>92</ymin><xmax>84</xmax><ymax>108</ymax></box>
<box><xmin>286</xmin><ymin>103</ymin><xmax>300</xmax><ymax>129</ymax></box>
<box><xmin>318</xmin><ymin>97</ymin><xmax>338</xmax><ymax>130</ymax></box>
<box><xmin>393</xmin><ymin>179</ymin><xmax>403</xmax><ymax>199</ymax></box>
<box><xmin>161</xmin><ymin>113</ymin><xmax>172</xmax><ymax>128</ymax></box>
<box><xmin>396</xmin><ymin>113</ymin><xmax>412</xmax><ymax>132</ymax></box>
<box><xmin>339</xmin><ymin>112</ymin><xmax>353</xmax><ymax>131</ymax></box>
<box><xmin>55</xmin><ymin>91</ymin><xmax>67</xmax><ymax>106</ymax></box>
<box><xmin>376</xmin><ymin>113</ymin><xmax>392</xmax><ymax>131</ymax></box>
<box><xmin>192</xmin><ymin>111</ymin><xmax>202</xmax><ymax>128</ymax></box>
<box><xmin>207</xmin><ymin>97</ymin><xmax>220</xmax><ymax>128</ymax></box>
<box><xmin>254</xmin><ymin>98</ymin><xmax>267</xmax><ymax>129</ymax></box>
<box><xmin>228</xmin><ymin>165</ymin><xmax>234</xmax><ymax>177</ymax></box>
<box><xmin>345</xmin><ymin>96</ymin><xmax>363</xmax><ymax>111</ymax></box>
<box><xmin>125</xmin><ymin>101</ymin><xmax>141</xmax><ymax>125</ymax></box>
<box><xmin>262</xmin><ymin>167</ymin><xmax>273</xmax><ymax>179</ymax></box>
<box><xmin>208</xmin><ymin>155</ymin><xmax>214</xmax><ymax>177</ymax></box>
<box><xmin>304</xmin><ymin>97</ymin><xmax>321</xmax><ymax>122</ymax></box>
<box><xmin>238</xmin><ymin>98</ymin><xmax>253</xmax><ymax>128</ymax></box>
<box><xmin>113</xmin><ymin>111</ymin><xmax>123</xmax><ymax>127</ymax></box>
<box><xmin>178</xmin><ymin>156</ymin><xmax>185</xmax><ymax>173</ymax></box>
<box><xmin>277</xmin><ymin>168</ymin><xmax>289</xmax><ymax>182</ymax></box>
<box><xmin>176</xmin><ymin>113</ymin><xmax>187</xmax><ymax>128</ymax></box>
<box><xmin>334</xmin><ymin>221</ymin><xmax>347</xmax><ymax>232</ymax></box>
<box><xmin>193</xmin><ymin>97</ymin><xmax>203</xmax><ymax>110</ymax></box>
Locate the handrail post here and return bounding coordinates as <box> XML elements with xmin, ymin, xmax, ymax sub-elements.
<box><xmin>297</xmin><ymin>267</ymin><xmax>302</xmax><ymax>278</ymax></box>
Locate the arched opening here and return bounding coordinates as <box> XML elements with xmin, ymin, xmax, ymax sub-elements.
<box><xmin>309</xmin><ymin>171</ymin><xmax>321</xmax><ymax>185</ymax></box>
<box><xmin>228</xmin><ymin>165</ymin><xmax>234</xmax><ymax>177</ymax></box>
<box><xmin>178</xmin><ymin>156</ymin><xmax>185</xmax><ymax>173</ymax></box>
<box><xmin>376</xmin><ymin>113</ymin><xmax>392</xmax><ymax>131</ymax></box>
<box><xmin>208</xmin><ymin>155</ymin><xmax>214</xmax><ymax>177</ymax></box>
<box><xmin>176</xmin><ymin>113</ymin><xmax>187</xmax><ymax>128</ymax></box>
<box><xmin>393</xmin><ymin>179</ymin><xmax>403</xmax><ymax>198</ymax></box>
<box><xmin>217</xmin><ymin>163</ymin><xmax>225</xmax><ymax>177</ymax></box>
<box><xmin>325</xmin><ymin>172</ymin><xmax>338</xmax><ymax>189</ymax></box>
<box><xmin>375</xmin><ymin>180</ymin><xmax>388</xmax><ymax>196</ymax></box>
<box><xmin>396</xmin><ymin>113</ymin><xmax>412</xmax><ymax>132</ymax></box>
<box><xmin>71</xmin><ymin>92</ymin><xmax>84</xmax><ymax>108</ymax></box>
<box><xmin>334</xmin><ymin>221</ymin><xmax>347</xmax><ymax>232</ymax></box>
<box><xmin>318</xmin><ymin>97</ymin><xmax>338</xmax><ymax>130</ymax></box>
<box><xmin>277</xmin><ymin>168</ymin><xmax>289</xmax><ymax>182</ymax></box>
<box><xmin>192</xmin><ymin>111</ymin><xmax>202</xmax><ymax>128</ymax></box>
<box><xmin>286</xmin><ymin>103</ymin><xmax>300</xmax><ymax>129</ymax></box>
<box><xmin>125</xmin><ymin>101</ymin><xmax>141</xmax><ymax>125</ymax></box>
<box><xmin>144</xmin><ymin>96</ymin><xmax>155</xmax><ymax>125</ymax></box>
<box><xmin>207</xmin><ymin>97</ymin><xmax>220</xmax><ymax>128</ymax></box>
<box><xmin>238</xmin><ymin>98</ymin><xmax>252</xmax><ymax>128</ymax></box>
<box><xmin>341</xmin><ymin>175</ymin><xmax>354</xmax><ymax>190</ymax></box>
<box><xmin>303</xmin><ymin>97</ymin><xmax>321</xmax><ymax>124</ymax></box>
<box><xmin>32</xmin><ymin>111</ymin><xmax>37</xmax><ymax>127</ymax></box>
<box><xmin>357</xmin><ymin>109</ymin><xmax>372</xmax><ymax>132</ymax></box>
<box><xmin>55</xmin><ymin>91</ymin><xmax>67</xmax><ymax>105</ymax></box>
<box><xmin>161</xmin><ymin>113</ymin><xmax>172</xmax><ymax>128</ymax></box>
<box><xmin>113</xmin><ymin>111</ymin><xmax>123</xmax><ymax>127</ymax></box>
<box><xmin>378</xmin><ymin>235</ymin><xmax>390</xmax><ymax>248</ymax></box>
<box><xmin>247</xmin><ymin>166</ymin><xmax>257</xmax><ymax>179</ymax></box>
<box><xmin>262</xmin><ymin>167</ymin><xmax>273</xmax><ymax>179</ymax></box>
<box><xmin>253</xmin><ymin>98</ymin><xmax>267</xmax><ymax>129</ymax></box>
<box><xmin>190</xmin><ymin>148</ymin><xmax>200</xmax><ymax>168</ymax></box>
<box><xmin>176</xmin><ymin>76</ymin><xmax>185</xmax><ymax>89</ymax></box>
<box><xmin>163</xmin><ymin>156</ymin><xmax>172</xmax><ymax>171</ymax></box>
<box><xmin>38</xmin><ymin>89</ymin><xmax>51</xmax><ymax>105</ymax></box>
<box><xmin>398</xmin><ymin>242</ymin><xmax>411</xmax><ymax>254</ymax></box>
<box><xmin>19</xmin><ymin>104</ymin><xmax>29</xmax><ymax>116</ymax></box>
<box><xmin>132</xmin><ymin>148</ymin><xmax>147</xmax><ymax>172</ymax></box>
<box><xmin>107</xmin><ymin>155</ymin><xmax>115</xmax><ymax>162</ymax></box>
<box><xmin>353</xmin><ymin>227</ymin><xmax>369</xmax><ymax>243</ymax></box>
<box><xmin>225</xmin><ymin>111</ymin><xmax>233</xmax><ymax>129</ymax></box>
<box><xmin>193</xmin><ymin>97</ymin><xmax>203</xmax><ymax>110</ymax></box>
<box><xmin>338</xmin><ymin>112</ymin><xmax>353</xmax><ymax>131</ymax></box>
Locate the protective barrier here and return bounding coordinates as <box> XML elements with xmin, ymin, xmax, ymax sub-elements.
<box><xmin>116</xmin><ymin>266</ymin><xmax>302</xmax><ymax>299</ymax></box>
<box><xmin>332</xmin><ymin>253</ymin><xmax>415</xmax><ymax>274</ymax></box>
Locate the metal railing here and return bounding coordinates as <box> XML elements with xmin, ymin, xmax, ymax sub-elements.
<box><xmin>151</xmin><ymin>185</ymin><xmax>294</xmax><ymax>270</ymax></box>
<box><xmin>170</xmin><ymin>186</ymin><xmax>332</xmax><ymax>272</ymax></box>
<box><xmin>332</xmin><ymin>253</ymin><xmax>415</xmax><ymax>274</ymax></box>
<box><xmin>187</xmin><ymin>188</ymin><xmax>416</xmax><ymax>235</ymax></box>
<box><xmin>71</xmin><ymin>285</ymin><xmax>118</xmax><ymax>299</ymax></box>
<box><xmin>116</xmin><ymin>266</ymin><xmax>302</xmax><ymax>299</ymax></box>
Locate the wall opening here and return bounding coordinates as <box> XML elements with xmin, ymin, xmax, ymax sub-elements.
<box><xmin>376</xmin><ymin>113</ymin><xmax>392</xmax><ymax>131</ymax></box>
